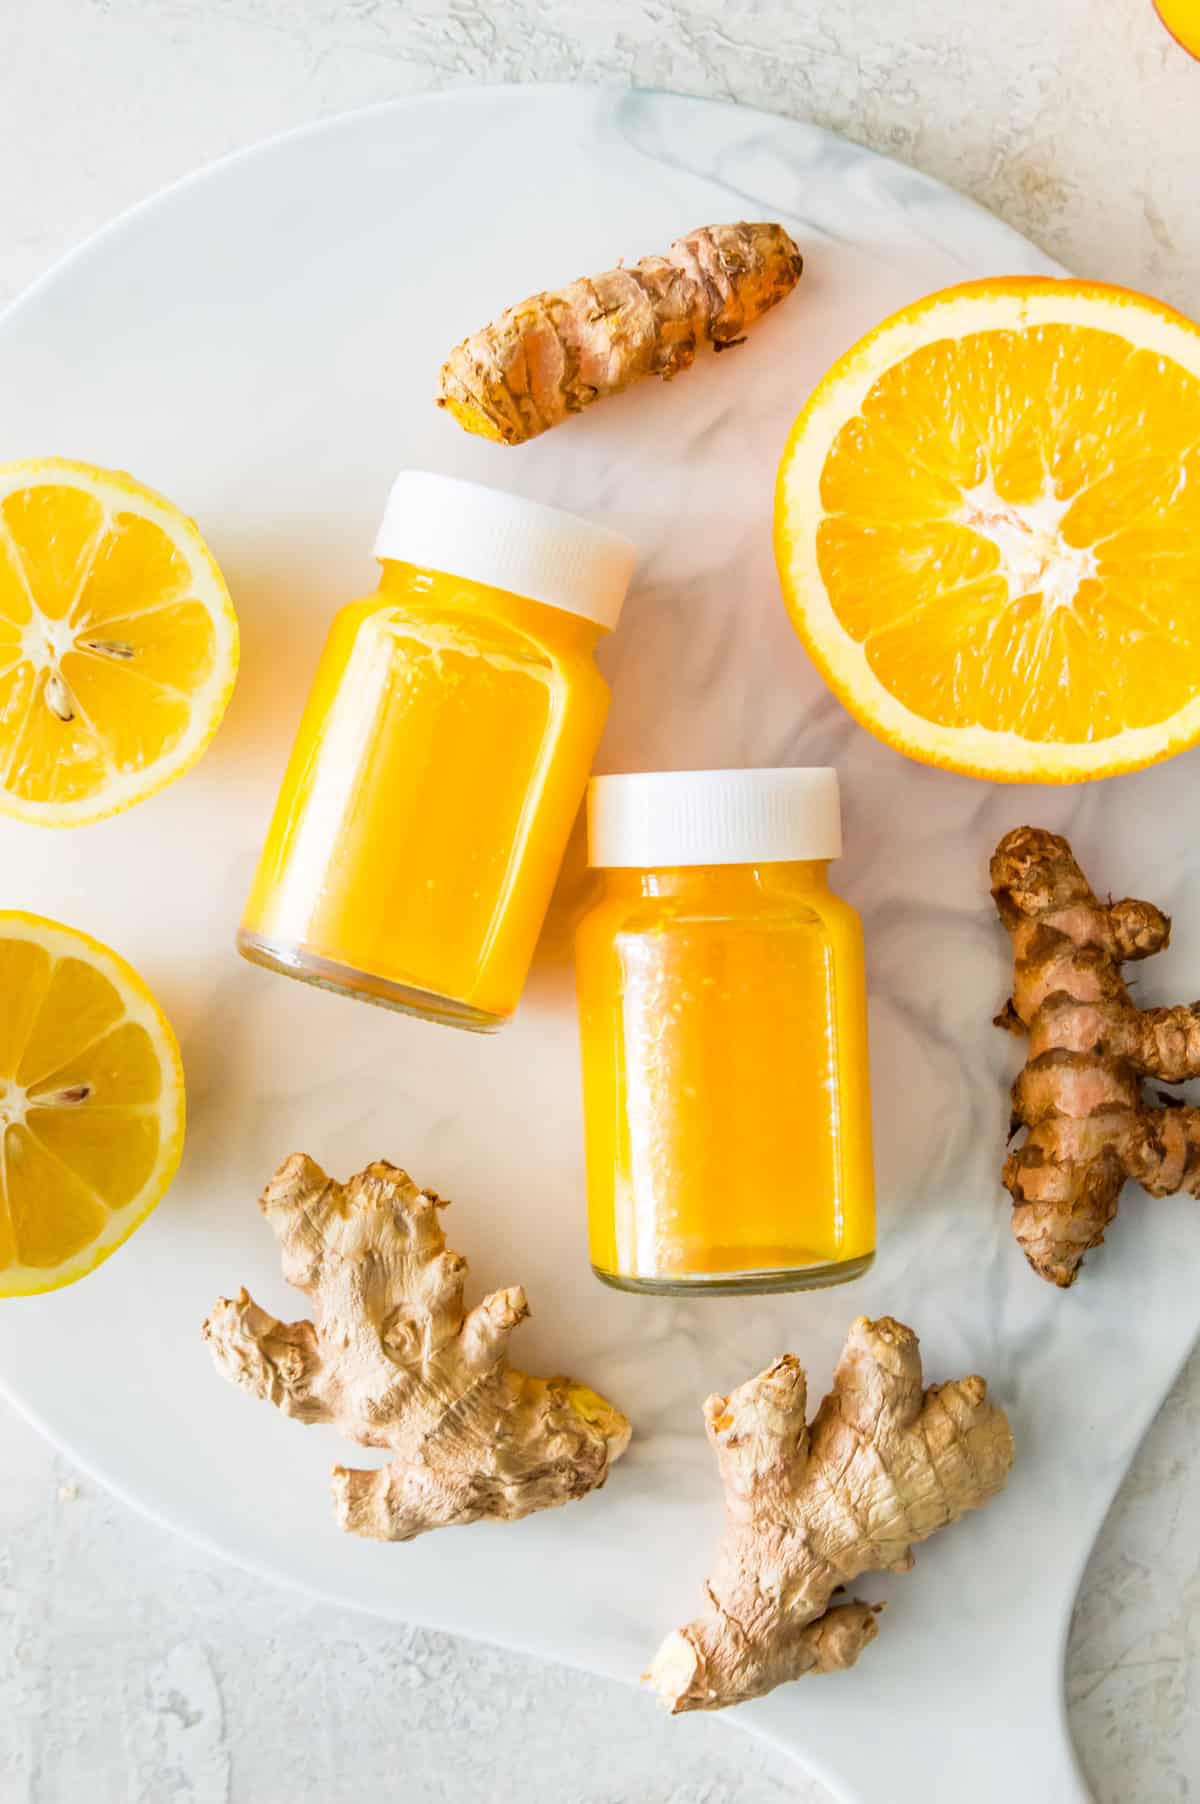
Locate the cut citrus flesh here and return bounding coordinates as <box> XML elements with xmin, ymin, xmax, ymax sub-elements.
<box><xmin>0</xmin><ymin>459</ymin><xmax>238</xmax><ymax>825</ymax></box>
<box><xmin>775</xmin><ymin>279</ymin><xmax>1200</xmax><ymax>782</ymax></box>
<box><xmin>0</xmin><ymin>913</ymin><xmax>185</xmax><ymax>1296</ymax></box>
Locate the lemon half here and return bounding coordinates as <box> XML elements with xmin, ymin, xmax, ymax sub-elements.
<box><xmin>0</xmin><ymin>458</ymin><xmax>238</xmax><ymax>825</ymax></box>
<box><xmin>0</xmin><ymin>912</ymin><xmax>185</xmax><ymax>1297</ymax></box>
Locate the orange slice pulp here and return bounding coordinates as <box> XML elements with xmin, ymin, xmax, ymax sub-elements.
<box><xmin>775</xmin><ymin>278</ymin><xmax>1200</xmax><ymax>782</ymax></box>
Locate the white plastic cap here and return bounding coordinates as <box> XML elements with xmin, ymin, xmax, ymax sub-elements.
<box><xmin>588</xmin><ymin>768</ymin><xmax>842</xmax><ymax>868</ymax></box>
<box><xmin>374</xmin><ymin>471</ymin><xmax>637</xmax><ymax>631</ymax></box>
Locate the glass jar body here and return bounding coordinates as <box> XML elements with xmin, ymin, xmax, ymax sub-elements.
<box><xmin>240</xmin><ymin>560</ymin><xmax>610</xmax><ymax>1030</ymax></box>
<box><xmin>575</xmin><ymin>861</ymin><xmax>875</xmax><ymax>1292</ymax></box>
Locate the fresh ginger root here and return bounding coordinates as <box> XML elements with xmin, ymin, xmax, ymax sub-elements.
<box><xmin>993</xmin><ymin>826</ymin><xmax>1200</xmax><ymax>1287</ymax></box>
<box><xmin>203</xmin><ymin>1156</ymin><xmax>630</xmax><ymax>1540</ymax></box>
<box><xmin>437</xmin><ymin>222</ymin><xmax>803</xmax><ymax>445</ymax></box>
<box><xmin>647</xmin><ymin>1317</ymin><xmax>1012</xmax><ymax>1713</ymax></box>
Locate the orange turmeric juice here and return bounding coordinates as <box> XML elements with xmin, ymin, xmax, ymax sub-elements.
<box><xmin>240</xmin><ymin>474</ymin><xmax>635</xmax><ymax>1029</ymax></box>
<box><xmin>576</xmin><ymin>771</ymin><xmax>874</xmax><ymax>1292</ymax></box>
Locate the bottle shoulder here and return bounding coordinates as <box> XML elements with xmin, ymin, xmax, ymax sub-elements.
<box><xmin>336</xmin><ymin>581</ymin><xmax>608</xmax><ymax>696</ymax></box>
<box><xmin>577</xmin><ymin>882</ymin><xmax>863</xmax><ymax>950</ymax></box>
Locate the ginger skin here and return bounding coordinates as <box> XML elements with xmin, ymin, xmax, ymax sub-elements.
<box><xmin>437</xmin><ymin>222</ymin><xmax>803</xmax><ymax>445</ymax></box>
<box><xmin>992</xmin><ymin>826</ymin><xmax>1200</xmax><ymax>1287</ymax></box>
<box><xmin>203</xmin><ymin>1157</ymin><xmax>630</xmax><ymax>1541</ymax></box>
<box><xmin>647</xmin><ymin>1316</ymin><xmax>1012</xmax><ymax>1714</ymax></box>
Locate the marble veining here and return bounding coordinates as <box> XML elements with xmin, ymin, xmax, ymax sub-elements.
<box><xmin>0</xmin><ymin>76</ymin><xmax>1196</xmax><ymax>1804</ymax></box>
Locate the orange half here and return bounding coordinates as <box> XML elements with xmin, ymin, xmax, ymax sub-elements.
<box><xmin>775</xmin><ymin>278</ymin><xmax>1200</xmax><ymax>783</ymax></box>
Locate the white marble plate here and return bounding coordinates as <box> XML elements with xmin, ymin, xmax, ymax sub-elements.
<box><xmin>0</xmin><ymin>86</ymin><xmax>1192</xmax><ymax>1804</ymax></box>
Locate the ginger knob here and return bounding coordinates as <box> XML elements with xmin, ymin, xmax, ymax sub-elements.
<box><xmin>204</xmin><ymin>1156</ymin><xmax>630</xmax><ymax>1540</ymax></box>
<box><xmin>437</xmin><ymin>221</ymin><xmax>803</xmax><ymax>445</ymax></box>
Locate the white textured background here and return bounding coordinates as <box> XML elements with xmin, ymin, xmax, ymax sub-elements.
<box><xmin>1</xmin><ymin>3</ymin><xmax>1198</xmax><ymax>1800</ymax></box>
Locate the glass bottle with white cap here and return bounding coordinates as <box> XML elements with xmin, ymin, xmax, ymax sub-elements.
<box><xmin>240</xmin><ymin>471</ymin><xmax>636</xmax><ymax>1030</ymax></box>
<box><xmin>576</xmin><ymin>767</ymin><xmax>875</xmax><ymax>1292</ymax></box>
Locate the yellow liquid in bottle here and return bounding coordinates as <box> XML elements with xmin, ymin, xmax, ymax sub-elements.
<box><xmin>241</xmin><ymin>562</ymin><xmax>610</xmax><ymax>1028</ymax></box>
<box><xmin>576</xmin><ymin>862</ymin><xmax>875</xmax><ymax>1291</ymax></box>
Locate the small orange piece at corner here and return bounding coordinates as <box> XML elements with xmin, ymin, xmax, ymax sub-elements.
<box><xmin>1156</xmin><ymin>0</ymin><xmax>1200</xmax><ymax>58</ymax></box>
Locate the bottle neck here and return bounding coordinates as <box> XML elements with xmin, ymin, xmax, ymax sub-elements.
<box><xmin>599</xmin><ymin>861</ymin><xmax>833</xmax><ymax>903</ymax></box>
<box><xmin>377</xmin><ymin>559</ymin><xmax>607</xmax><ymax>653</ymax></box>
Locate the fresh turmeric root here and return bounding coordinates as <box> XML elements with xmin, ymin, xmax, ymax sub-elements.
<box><xmin>203</xmin><ymin>1157</ymin><xmax>630</xmax><ymax>1540</ymax></box>
<box><xmin>646</xmin><ymin>1317</ymin><xmax>1012</xmax><ymax>1713</ymax></box>
<box><xmin>993</xmin><ymin>825</ymin><xmax>1200</xmax><ymax>1286</ymax></box>
<box><xmin>437</xmin><ymin>222</ymin><xmax>803</xmax><ymax>445</ymax></box>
